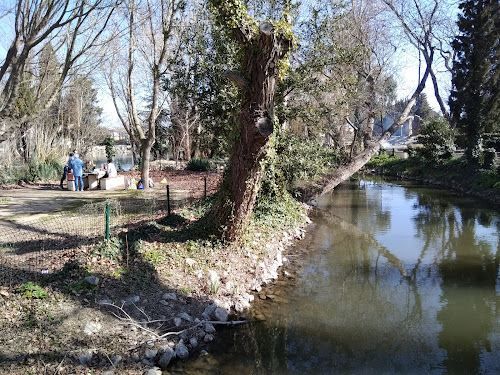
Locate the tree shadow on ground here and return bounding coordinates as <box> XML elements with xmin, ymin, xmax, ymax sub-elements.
<box><xmin>0</xmin><ymin>208</ymin><xmax>226</xmax><ymax>374</ymax></box>
<box><xmin>158</xmin><ymin>214</ymin><xmax>216</xmax><ymax>243</ymax></box>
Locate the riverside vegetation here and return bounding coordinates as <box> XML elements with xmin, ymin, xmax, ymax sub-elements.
<box><xmin>3</xmin><ymin>148</ymin><xmax>500</xmax><ymax>373</ymax></box>
<box><xmin>365</xmin><ymin>150</ymin><xmax>500</xmax><ymax>206</ymax></box>
<box><xmin>3</xmin><ymin>129</ymin><xmax>500</xmax><ymax>373</ymax></box>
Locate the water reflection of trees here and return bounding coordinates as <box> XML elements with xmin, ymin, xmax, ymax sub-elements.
<box><xmin>315</xmin><ymin>182</ymin><xmax>500</xmax><ymax>373</ymax></box>
<box><xmin>411</xmin><ymin>191</ymin><xmax>500</xmax><ymax>374</ymax></box>
<box><xmin>184</xmin><ymin>182</ymin><xmax>500</xmax><ymax>374</ymax></box>
<box><xmin>328</xmin><ymin>180</ymin><xmax>392</xmax><ymax>234</ymax></box>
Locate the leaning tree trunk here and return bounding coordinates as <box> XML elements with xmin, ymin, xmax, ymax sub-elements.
<box><xmin>304</xmin><ymin>62</ymin><xmax>433</xmax><ymax>202</ymax></box>
<box><xmin>213</xmin><ymin>22</ymin><xmax>292</xmax><ymax>242</ymax></box>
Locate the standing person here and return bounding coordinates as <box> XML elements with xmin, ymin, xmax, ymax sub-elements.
<box><xmin>69</xmin><ymin>155</ymin><xmax>85</xmax><ymax>191</ymax></box>
<box><xmin>103</xmin><ymin>158</ymin><xmax>117</xmax><ymax>178</ymax></box>
<box><xmin>59</xmin><ymin>153</ymin><xmax>74</xmax><ymax>189</ymax></box>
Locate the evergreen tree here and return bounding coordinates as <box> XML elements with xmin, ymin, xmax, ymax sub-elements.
<box><xmin>164</xmin><ymin>1</ymin><xmax>241</xmax><ymax>159</ymax></box>
<box><xmin>61</xmin><ymin>76</ymin><xmax>103</xmax><ymax>151</ymax></box>
<box><xmin>449</xmin><ymin>0</ymin><xmax>500</xmax><ymax>160</ymax></box>
<box><xmin>415</xmin><ymin>93</ymin><xmax>438</xmax><ymax>120</ymax></box>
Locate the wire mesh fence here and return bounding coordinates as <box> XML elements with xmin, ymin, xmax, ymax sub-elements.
<box><xmin>0</xmin><ymin>193</ymin><xmax>185</xmax><ymax>288</ymax></box>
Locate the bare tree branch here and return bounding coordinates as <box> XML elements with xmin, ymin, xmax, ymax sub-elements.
<box><xmin>0</xmin><ymin>0</ymin><xmax>120</xmax><ymax>143</ymax></box>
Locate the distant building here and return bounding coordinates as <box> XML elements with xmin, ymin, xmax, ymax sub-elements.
<box><xmin>374</xmin><ymin>114</ymin><xmax>422</xmax><ymax>137</ymax></box>
<box><xmin>107</xmin><ymin>128</ymin><xmax>127</xmax><ymax>141</ymax></box>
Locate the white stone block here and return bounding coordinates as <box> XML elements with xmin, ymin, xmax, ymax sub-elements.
<box><xmin>100</xmin><ymin>175</ymin><xmax>125</xmax><ymax>190</ymax></box>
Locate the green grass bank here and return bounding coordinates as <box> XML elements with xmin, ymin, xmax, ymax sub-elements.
<box><xmin>364</xmin><ymin>152</ymin><xmax>500</xmax><ymax>206</ymax></box>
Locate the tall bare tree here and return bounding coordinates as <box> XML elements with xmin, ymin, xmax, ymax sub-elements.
<box><xmin>104</xmin><ymin>0</ymin><xmax>184</xmax><ymax>187</ymax></box>
<box><xmin>383</xmin><ymin>0</ymin><xmax>456</xmax><ymax>119</ymax></box>
<box><xmin>278</xmin><ymin>0</ymin><xmax>396</xmax><ymax>154</ymax></box>
<box><xmin>0</xmin><ymin>0</ymin><xmax>119</xmax><ymax>143</ymax></box>
<box><xmin>307</xmin><ymin>0</ymin><xmax>452</xmax><ymax>199</ymax></box>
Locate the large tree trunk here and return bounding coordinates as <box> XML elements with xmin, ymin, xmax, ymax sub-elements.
<box><xmin>213</xmin><ymin>22</ymin><xmax>291</xmax><ymax>242</ymax></box>
<box><xmin>140</xmin><ymin>138</ymin><xmax>153</xmax><ymax>188</ymax></box>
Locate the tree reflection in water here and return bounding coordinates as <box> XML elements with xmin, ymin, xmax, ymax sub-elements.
<box><xmin>412</xmin><ymin>191</ymin><xmax>500</xmax><ymax>374</ymax></box>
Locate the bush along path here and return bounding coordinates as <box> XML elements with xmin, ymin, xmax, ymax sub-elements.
<box><xmin>0</xmin><ymin>192</ymin><xmax>311</xmax><ymax>374</ymax></box>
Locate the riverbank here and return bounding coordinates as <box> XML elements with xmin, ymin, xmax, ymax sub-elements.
<box><xmin>0</xmin><ymin>172</ymin><xmax>310</xmax><ymax>374</ymax></box>
<box><xmin>364</xmin><ymin>153</ymin><xmax>500</xmax><ymax>207</ymax></box>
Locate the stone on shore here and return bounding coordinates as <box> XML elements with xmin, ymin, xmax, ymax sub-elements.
<box><xmin>214</xmin><ymin>307</ymin><xmax>229</xmax><ymax>322</ymax></box>
<box><xmin>175</xmin><ymin>343</ymin><xmax>189</xmax><ymax>359</ymax></box>
<box><xmin>158</xmin><ymin>347</ymin><xmax>175</xmax><ymax>369</ymax></box>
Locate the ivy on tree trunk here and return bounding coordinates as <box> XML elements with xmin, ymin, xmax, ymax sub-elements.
<box><xmin>209</xmin><ymin>1</ymin><xmax>293</xmax><ymax>242</ymax></box>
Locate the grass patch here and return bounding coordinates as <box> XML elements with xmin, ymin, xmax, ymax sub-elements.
<box><xmin>143</xmin><ymin>248</ymin><xmax>165</xmax><ymax>266</ymax></box>
<box><xmin>17</xmin><ymin>282</ymin><xmax>47</xmax><ymax>299</ymax></box>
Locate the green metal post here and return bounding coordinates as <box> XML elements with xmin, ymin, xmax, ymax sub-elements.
<box><xmin>105</xmin><ymin>201</ymin><xmax>110</xmax><ymax>241</ymax></box>
<box><xmin>167</xmin><ymin>185</ymin><xmax>171</xmax><ymax>216</ymax></box>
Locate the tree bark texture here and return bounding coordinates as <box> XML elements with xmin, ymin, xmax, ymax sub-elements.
<box><xmin>363</xmin><ymin>74</ymin><xmax>376</xmax><ymax>149</ymax></box>
<box><xmin>215</xmin><ymin>23</ymin><xmax>291</xmax><ymax>242</ymax></box>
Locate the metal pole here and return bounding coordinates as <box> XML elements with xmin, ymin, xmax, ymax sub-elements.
<box><xmin>167</xmin><ymin>185</ymin><xmax>171</xmax><ymax>216</ymax></box>
<box><xmin>204</xmin><ymin>177</ymin><xmax>207</xmax><ymax>198</ymax></box>
<box><xmin>105</xmin><ymin>201</ymin><xmax>110</xmax><ymax>241</ymax></box>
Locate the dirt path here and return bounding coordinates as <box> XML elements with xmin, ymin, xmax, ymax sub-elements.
<box><xmin>0</xmin><ymin>183</ymin><xmax>133</xmax><ymax>220</ymax></box>
<box><xmin>0</xmin><ymin>171</ymin><xmax>221</xmax><ymax>221</ymax></box>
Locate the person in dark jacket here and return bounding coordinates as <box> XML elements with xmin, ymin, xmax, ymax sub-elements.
<box><xmin>60</xmin><ymin>153</ymin><xmax>74</xmax><ymax>189</ymax></box>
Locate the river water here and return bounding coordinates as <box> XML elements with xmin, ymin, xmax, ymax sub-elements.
<box><xmin>93</xmin><ymin>153</ymin><xmax>134</xmax><ymax>171</ymax></box>
<box><xmin>173</xmin><ymin>178</ymin><xmax>500</xmax><ymax>374</ymax></box>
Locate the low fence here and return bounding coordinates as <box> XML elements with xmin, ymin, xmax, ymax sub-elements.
<box><xmin>0</xmin><ymin>184</ymin><xmax>204</xmax><ymax>288</ymax></box>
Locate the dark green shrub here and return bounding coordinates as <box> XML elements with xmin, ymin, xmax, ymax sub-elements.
<box><xmin>0</xmin><ymin>165</ymin><xmax>27</xmax><ymax>184</ymax></box>
<box><xmin>406</xmin><ymin>144</ymin><xmax>418</xmax><ymax>158</ymax></box>
<box><xmin>27</xmin><ymin>154</ymin><xmax>63</xmax><ymax>182</ymax></box>
<box><xmin>103</xmin><ymin>136</ymin><xmax>116</xmax><ymax>160</ymax></box>
<box><xmin>186</xmin><ymin>158</ymin><xmax>213</xmax><ymax>172</ymax></box>
<box><xmin>483</xmin><ymin>133</ymin><xmax>500</xmax><ymax>151</ymax></box>
<box><xmin>418</xmin><ymin>118</ymin><xmax>456</xmax><ymax>163</ymax></box>
<box><xmin>274</xmin><ymin>131</ymin><xmax>340</xmax><ymax>190</ymax></box>
<box><xmin>483</xmin><ymin>148</ymin><xmax>497</xmax><ymax>170</ymax></box>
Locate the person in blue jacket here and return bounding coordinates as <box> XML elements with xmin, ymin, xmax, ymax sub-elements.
<box><xmin>69</xmin><ymin>155</ymin><xmax>85</xmax><ymax>191</ymax></box>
